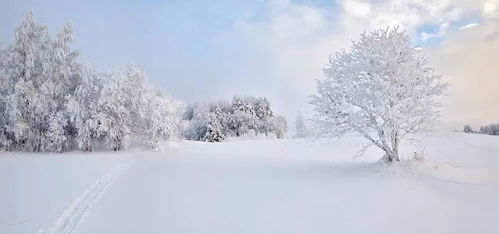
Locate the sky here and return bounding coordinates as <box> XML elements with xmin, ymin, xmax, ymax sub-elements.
<box><xmin>1</xmin><ymin>0</ymin><xmax>498</xmax><ymax>130</ymax></box>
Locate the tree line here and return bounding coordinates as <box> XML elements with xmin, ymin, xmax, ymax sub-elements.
<box><xmin>0</xmin><ymin>12</ymin><xmax>289</xmax><ymax>152</ymax></box>
<box><xmin>464</xmin><ymin>123</ymin><xmax>499</xmax><ymax>135</ymax></box>
<box><xmin>0</xmin><ymin>12</ymin><xmax>184</xmax><ymax>152</ymax></box>
<box><xmin>183</xmin><ymin>96</ymin><xmax>287</xmax><ymax>142</ymax></box>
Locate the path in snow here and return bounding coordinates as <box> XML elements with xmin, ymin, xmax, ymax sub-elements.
<box><xmin>36</xmin><ymin>161</ymin><xmax>134</xmax><ymax>234</ymax></box>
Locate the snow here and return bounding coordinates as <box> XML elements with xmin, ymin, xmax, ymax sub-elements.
<box><xmin>1</xmin><ymin>132</ymin><xmax>499</xmax><ymax>234</ymax></box>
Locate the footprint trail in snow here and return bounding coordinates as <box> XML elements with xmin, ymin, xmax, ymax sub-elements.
<box><xmin>36</xmin><ymin>160</ymin><xmax>134</xmax><ymax>234</ymax></box>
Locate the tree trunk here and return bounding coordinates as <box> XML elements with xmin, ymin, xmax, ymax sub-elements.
<box><xmin>386</xmin><ymin>154</ymin><xmax>400</xmax><ymax>163</ymax></box>
<box><xmin>384</xmin><ymin>133</ymin><xmax>400</xmax><ymax>163</ymax></box>
<box><xmin>383</xmin><ymin>146</ymin><xmax>400</xmax><ymax>164</ymax></box>
<box><xmin>392</xmin><ymin>133</ymin><xmax>400</xmax><ymax>162</ymax></box>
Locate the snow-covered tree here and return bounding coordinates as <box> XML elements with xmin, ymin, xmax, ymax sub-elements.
<box><xmin>184</xmin><ymin>100</ymin><xmax>230</xmax><ymax>142</ymax></box>
<box><xmin>183</xmin><ymin>104</ymin><xmax>209</xmax><ymax>141</ymax></box>
<box><xmin>0</xmin><ymin>55</ymin><xmax>11</xmax><ymax>150</ymax></box>
<box><xmin>96</xmin><ymin>66</ymin><xmax>139</xmax><ymax>151</ymax></box>
<box><xmin>268</xmin><ymin>115</ymin><xmax>287</xmax><ymax>139</ymax></box>
<box><xmin>142</xmin><ymin>88</ymin><xmax>184</xmax><ymax>149</ymax></box>
<box><xmin>2</xmin><ymin>11</ymin><xmax>52</xmax><ymax>151</ymax></box>
<box><xmin>45</xmin><ymin>112</ymin><xmax>68</xmax><ymax>152</ymax></box>
<box><xmin>0</xmin><ymin>12</ymin><xmax>84</xmax><ymax>152</ymax></box>
<box><xmin>204</xmin><ymin>112</ymin><xmax>225</xmax><ymax>142</ymax></box>
<box><xmin>294</xmin><ymin>112</ymin><xmax>308</xmax><ymax>138</ymax></box>
<box><xmin>94</xmin><ymin>64</ymin><xmax>184</xmax><ymax>151</ymax></box>
<box><xmin>309</xmin><ymin>27</ymin><xmax>447</xmax><ymax>163</ymax></box>
<box><xmin>463</xmin><ymin>124</ymin><xmax>474</xmax><ymax>133</ymax></box>
<box><xmin>67</xmin><ymin>66</ymin><xmax>102</xmax><ymax>151</ymax></box>
<box><xmin>42</xmin><ymin>22</ymin><xmax>80</xmax><ymax>152</ymax></box>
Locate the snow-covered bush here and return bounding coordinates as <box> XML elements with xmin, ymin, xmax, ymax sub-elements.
<box><xmin>184</xmin><ymin>96</ymin><xmax>287</xmax><ymax>142</ymax></box>
<box><xmin>0</xmin><ymin>12</ymin><xmax>183</xmax><ymax>152</ymax></box>
<box><xmin>463</xmin><ymin>124</ymin><xmax>474</xmax><ymax>133</ymax></box>
<box><xmin>309</xmin><ymin>27</ymin><xmax>447</xmax><ymax>163</ymax></box>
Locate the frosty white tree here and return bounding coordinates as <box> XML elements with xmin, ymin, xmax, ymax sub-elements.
<box><xmin>294</xmin><ymin>112</ymin><xmax>308</xmax><ymax>138</ymax></box>
<box><xmin>309</xmin><ymin>27</ymin><xmax>447</xmax><ymax>162</ymax></box>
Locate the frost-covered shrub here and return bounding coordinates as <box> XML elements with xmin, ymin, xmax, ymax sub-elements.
<box><xmin>0</xmin><ymin>12</ymin><xmax>183</xmax><ymax>152</ymax></box>
<box><xmin>184</xmin><ymin>96</ymin><xmax>287</xmax><ymax>142</ymax></box>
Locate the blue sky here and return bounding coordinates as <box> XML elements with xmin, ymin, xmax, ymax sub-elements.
<box><xmin>1</xmin><ymin>0</ymin><xmax>498</xmax><ymax>128</ymax></box>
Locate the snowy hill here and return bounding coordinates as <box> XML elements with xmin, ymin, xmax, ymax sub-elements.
<box><xmin>1</xmin><ymin>132</ymin><xmax>498</xmax><ymax>234</ymax></box>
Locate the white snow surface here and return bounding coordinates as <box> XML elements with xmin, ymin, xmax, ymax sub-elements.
<box><xmin>1</xmin><ymin>132</ymin><xmax>499</xmax><ymax>234</ymax></box>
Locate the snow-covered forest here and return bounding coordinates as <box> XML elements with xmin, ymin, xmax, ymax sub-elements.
<box><xmin>0</xmin><ymin>13</ymin><xmax>290</xmax><ymax>152</ymax></box>
<box><xmin>464</xmin><ymin>123</ymin><xmax>499</xmax><ymax>135</ymax></box>
<box><xmin>0</xmin><ymin>13</ymin><xmax>185</xmax><ymax>152</ymax></box>
<box><xmin>479</xmin><ymin>123</ymin><xmax>499</xmax><ymax>135</ymax></box>
<box><xmin>183</xmin><ymin>96</ymin><xmax>287</xmax><ymax>142</ymax></box>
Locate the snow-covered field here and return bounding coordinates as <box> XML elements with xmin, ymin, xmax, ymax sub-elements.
<box><xmin>1</xmin><ymin>132</ymin><xmax>499</xmax><ymax>234</ymax></box>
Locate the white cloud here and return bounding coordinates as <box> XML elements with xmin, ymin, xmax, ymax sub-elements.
<box><xmin>339</xmin><ymin>0</ymin><xmax>462</xmax><ymax>33</ymax></box>
<box><xmin>232</xmin><ymin>0</ymin><xmax>346</xmax><ymax>120</ymax></box>
<box><xmin>459</xmin><ymin>23</ymin><xmax>479</xmax><ymax>30</ymax></box>
<box><xmin>229</xmin><ymin>0</ymin><xmax>499</xmax><ymax>128</ymax></box>
<box><xmin>343</xmin><ymin>1</ymin><xmax>371</xmax><ymax>18</ymax></box>
<box><xmin>427</xmin><ymin>20</ymin><xmax>499</xmax><ymax>129</ymax></box>
<box><xmin>421</xmin><ymin>22</ymin><xmax>450</xmax><ymax>41</ymax></box>
<box><xmin>484</xmin><ymin>0</ymin><xmax>499</xmax><ymax>18</ymax></box>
